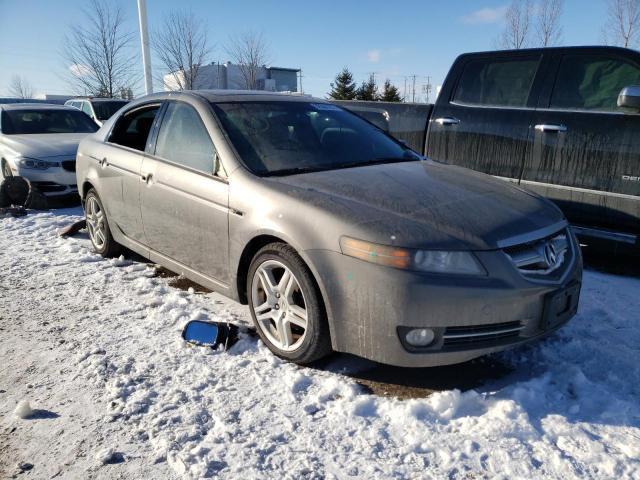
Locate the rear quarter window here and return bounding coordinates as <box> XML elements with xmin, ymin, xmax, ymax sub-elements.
<box><xmin>453</xmin><ymin>56</ymin><xmax>540</xmax><ymax>107</ymax></box>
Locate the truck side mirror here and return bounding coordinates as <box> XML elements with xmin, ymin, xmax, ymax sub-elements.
<box><xmin>617</xmin><ymin>86</ymin><xmax>640</xmax><ymax>110</ymax></box>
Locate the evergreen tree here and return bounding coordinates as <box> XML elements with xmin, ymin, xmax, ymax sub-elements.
<box><xmin>380</xmin><ymin>79</ymin><xmax>403</xmax><ymax>102</ymax></box>
<box><xmin>328</xmin><ymin>68</ymin><xmax>357</xmax><ymax>100</ymax></box>
<box><xmin>356</xmin><ymin>74</ymin><xmax>378</xmax><ymax>101</ymax></box>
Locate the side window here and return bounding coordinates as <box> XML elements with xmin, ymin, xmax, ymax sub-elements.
<box><xmin>549</xmin><ymin>55</ymin><xmax>640</xmax><ymax>111</ymax></box>
<box><xmin>154</xmin><ymin>102</ymin><xmax>215</xmax><ymax>173</ymax></box>
<box><xmin>109</xmin><ymin>104</ymin><xmax>161</xmax><ymax>152</ymax></box>
<box><xmin>453</xmin><ymin>57</ymin><xmax>540</xmax><ymax>107</ymax></box>
<box><xmin>81</xmin><ymin>102</ymin><xmax>93</xmax><ymax>117</ymax></box>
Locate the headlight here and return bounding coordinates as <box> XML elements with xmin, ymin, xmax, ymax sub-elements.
<box><xmin>15</xmin><ymin>157</ymin><xmax>59</xmax><ymax>170</ymax></box>
<box><xmin>340</xmin><ymin>236</ymin><xmax>487</xmax><ymax>275</ymax></box>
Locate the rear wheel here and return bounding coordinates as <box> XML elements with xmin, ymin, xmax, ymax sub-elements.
<box><xmin>247</xmin><ymin>243</ymin><xmax>331</xmax><ymax>364</ymax></box>
<box><xmin>85</xmin><ymin>189</ymin><xmax>121</xmax><ymax>257</ymax></box>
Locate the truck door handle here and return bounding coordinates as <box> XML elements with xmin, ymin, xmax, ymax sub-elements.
<box><xmin>141</xmin><ymin>173</ymin><xmax>153</xmax><ymax>183</ymax></box>
<box><xmin>535</xmin><ymin>124</ymin><xmax>567</xmax><ymax>133</ymax></box>
<box><xmin>434</xmin><ymin>117</ymin><xmax>460</xmax><ymax>126</ymax></box>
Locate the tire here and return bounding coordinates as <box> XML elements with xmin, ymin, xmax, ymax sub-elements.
<box><xmin>247</xmin><ymin>242</ymin><xmax>332</xmax><ymax>364</ymax></box>
<box><xmin>1</xmin><ymin>160</ymin><xmax>12</xmax><ymax>179</ymax></box>
<box><xmin>84</xmin><ymin>189</ymin><xmax>121</xmax><ymax>257</ymax></box>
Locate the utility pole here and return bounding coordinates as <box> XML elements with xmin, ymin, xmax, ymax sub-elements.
<box><xmin>411</xmin><ymin>74</ymin><xmax>416</xmax><ymax>103</ymax></box>
<box><xmin>137</xmin><ymin>0</ymin><xmax>153</xmax><ymax>95</ymax></box>
<box><xmin>403</xmin><ymin>77</ymin><xmax>407</xmax><ymax>103</ymax></box>
<box><xmin>298</xmin><ymin>68</ymin><xmax>303</xmax><ymax>93</ymax></box>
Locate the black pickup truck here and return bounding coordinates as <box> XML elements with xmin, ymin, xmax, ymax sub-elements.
<box><xmin>337</xmin><ymin>46</ymin><xmax>640</xmax><ymax>250</ymax></box>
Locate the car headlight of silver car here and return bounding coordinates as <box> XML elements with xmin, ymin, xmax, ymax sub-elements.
<box><xmin>340</xmin><ymin>236</ymin><xmax>487</xmax><ymax>275</ymax></box>
<box><xmin>16</xmin><ymin>157</ymin><xmax>60</xmax><ymax>170</ymax></box>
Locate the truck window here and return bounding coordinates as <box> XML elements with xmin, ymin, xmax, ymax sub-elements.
<box><xmin>549</xmin><ymin>55</ymin><xmax>640</xmax><ymax>111</ymax></box>
<box><xmin>453</xmin><ymin>57</ymin><xmax>540</xmax><ymax>107</ymax></box>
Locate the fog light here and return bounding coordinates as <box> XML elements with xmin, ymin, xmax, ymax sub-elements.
<box><xmin>405</xmin><ymin>328</ymin><xmax>435</xmax><ymax>347</ymax></box>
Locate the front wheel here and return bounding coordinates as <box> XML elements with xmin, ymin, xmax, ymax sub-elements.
<box><xmin>85</xmin><ymin>189</ymin><xmax>121</xmax><ymax>257</ymax></box>
<box><xmin>247</xmin><ymin>243</ymin><xmax>331</xmax><ymax>364</ymax></box>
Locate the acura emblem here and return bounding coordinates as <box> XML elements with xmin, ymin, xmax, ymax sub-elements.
<box><xmin>543</xmin><ymin>242</ymin><xmax>558</xmax><ymax>268</ymax></box>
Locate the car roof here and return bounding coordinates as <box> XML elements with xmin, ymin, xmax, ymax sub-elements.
<box><xmin>67</xmin><ymin>97</ymin><xmax>129</xmax><ymax>103</ymax></box>
<box><xmin>0</xmin><ymin>103</ymin><xmax>77</xmax><ymax>111</ymax></box>
<box><xmin>191</xmin><ymin>89</ymin><xmax>317</xmax><ymax>103</ymax></box>
<box><xmin>461</xmin><ymin>45</ymin><xmax>638</xmax><ymax>57</ymax></box>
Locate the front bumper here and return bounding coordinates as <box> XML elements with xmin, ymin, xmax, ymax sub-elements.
<box><xmin>14</xmin><ymin>165</ymin><xmax>78</xmax><ymax>196</ymax></box>
<box><xmin>305</xmin><ymin>236</ymin><xmax>582</xmax><ymax>367</ymax></box>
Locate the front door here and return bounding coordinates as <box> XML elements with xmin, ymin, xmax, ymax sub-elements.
<box><xmin>523</xmin><ymin>51</ymin><xmax>640</xmax><ymax>237</ymax></box>
<box><xmin>426</xmin><ymin>53</ymin><xmax>545</xmax><ymax>180</ymax></box>
<box><xmin>99</xmin><ymin>103</ymin><xmax>162</xmax><ymax>243</ymax></box>
<box><xmin>140</xmin><ymin>100</ymin><xmax>230</xmax><ymax>285</ymax></box>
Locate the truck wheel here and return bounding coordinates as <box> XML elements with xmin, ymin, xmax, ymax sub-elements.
<box><xmin>247</xmin><ymin>243</ymin><xmax>332</xmax><ymax>364</ymax></box>
<box><xmin>85</xmin><ymin>189</ymin><xmax>121</xmax><ymax>257</ymax></box>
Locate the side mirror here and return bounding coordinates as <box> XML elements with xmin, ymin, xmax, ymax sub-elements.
<box><xmin>617</xmin><ymin>86</ymin><xmax>640</xmax><ymax>110</ymax></box>
<box><xmin>182</xmin><ymin>320</ymin><xmax>238</xmax><ymax>349</ymax></box>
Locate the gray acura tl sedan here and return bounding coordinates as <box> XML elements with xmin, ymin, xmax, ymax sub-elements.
<box><xmin>76</xmin><ymin>90</ymin><xmax>582</xmax><ymax>367</ymax></box>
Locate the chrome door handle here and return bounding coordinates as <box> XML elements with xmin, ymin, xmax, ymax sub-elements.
<box><xmin>534</xmin><ymin>124</ymin><xmax>567</xmax><ymax>133</ymax></box>
<box><xmin>434</xmin><ymin>117</ymin><xmax>460</xmax><ymax>126</ymax></box>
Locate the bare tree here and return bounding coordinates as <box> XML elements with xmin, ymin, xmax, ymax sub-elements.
<box><xmin>153</xmin><ymin>10</ymin><xmax>211</xmax><ymax>91</ymax></box>
<box><xmin>536</xmin><ymin>0</ymin><xmax>564</xmax><ymax>46</ymax></box>
<box><xmin>63</xmin><ymin>0</ymin><xmax>137</xmax><ymax>97</ymax></box>
<box><xmin>496</xmin><ymin>0</ymin><xmax>534</xmax><ymax>49</ymax></box>
<box><xmin>603</xmin><ymin>0</ymin><xmax>640</xmax><ymax>47</ymax></box>
<box><xmin>9</xmin><ymin>75</ymin><xmax>33</xmax><ymax>99</ymax></box>
<box><xmin>225</xmin><ymin>31</ymin><xmax>271</xmax><ymax>90</ymax></box>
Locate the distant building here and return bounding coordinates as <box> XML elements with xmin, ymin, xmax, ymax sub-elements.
<box><xmin>163</xmin><ymin>62</ymin><xmax>299</xmax><ymax>92</ymax></box>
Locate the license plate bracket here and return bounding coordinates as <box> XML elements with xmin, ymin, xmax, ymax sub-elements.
<box><xmin>542</xmin><ymin>282</ymin><xmax>581</xmax><ymax>329</ymax></box>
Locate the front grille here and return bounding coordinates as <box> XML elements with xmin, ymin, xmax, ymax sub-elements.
<box><xmin>62</xmin><ymin>160</ymin><xmax>76</xmax><ymax>172</ymax></box>
<box><xmin>503</xmin><ymin>229</ymin><xmax>573</xmax><ymax>281</ymax></box>
<box><xmin>32</xmin><ymin>181</ymin><xmax>67</xmax><ymax>192</ymax></box>
<box><xmin>443</xmin><ymin>321</ymin><xmax>524</xmax><ymax>347</ymax></box>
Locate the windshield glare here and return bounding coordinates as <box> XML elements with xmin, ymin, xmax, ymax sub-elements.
<box><xmin>93</xmin><ymin>101</ymin><xmax>128</xmax><ymax>120</ymax></box>
<box><xmin>1</xmin><ymin>109</ymin><xmax>99</xmax><ymax>134</ymax></box>
<box><xmin>211</xmin><ymin>101</ymin><xmax>419</xmax><ymax>175</ymax></box>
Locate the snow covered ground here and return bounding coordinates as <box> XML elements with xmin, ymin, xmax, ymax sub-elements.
<box><xmin>1</xmin><ymin>207</ymin><xmax>639</xmax><ymax>479</ymax></box>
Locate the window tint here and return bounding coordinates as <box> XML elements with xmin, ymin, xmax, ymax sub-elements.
<box><xmin>92</xmin><ymin>101</ymin><xmax>128</xmax><ymax>120</ymax></box>
<box><xmin>453</xmin><ymin>57</ymin><xmax>540</xmax><ymax>107</ymax></box>
<box><xmin>0</xmin><ymin>109</ymin><xmax>98</xmax><ymax>134</ymax></box>
<box><xmin>109</xmin><ymin>104</ymin><xmax>160</xmax><ymax>151</ymax></box>
<box><xmin>550</xmin><ymin>55</ymin><xmax>640</xmax><ymax>111</ymax></box>
<box><xmin>154</xmin><ymin>102</ymin><xmax>214</xmax><ymax>173</ymax></box>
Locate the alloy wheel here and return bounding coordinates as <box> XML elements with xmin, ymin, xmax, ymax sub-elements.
<box><xmin>251</xmin><ymin>259</ymin><xmax>308</xmax><ymax>351</ymax></box>
<box><xmin>86</xmin><ymin>196</ymin><xmax>106</xmax><ymax>250</ymax></box>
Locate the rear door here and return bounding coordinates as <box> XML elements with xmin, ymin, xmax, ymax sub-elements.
<box><xmin>426</xmin><ymin>52</ymin><xmax>546</xmax><ymax>180</ymax></box>
<box><xmin>140</xmin><ymin>100</ymin><xmax>230</xmax><ymax>285</ymax></box>
<box><xmin>523</xmin><ymin>50</ymin><xmax>640</xmax><ymax>237</ymax></box>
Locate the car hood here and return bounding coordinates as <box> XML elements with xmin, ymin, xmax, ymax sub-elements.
<box><xmin>1</xmin><ymin>133</ymin><xmax>89</xmax><ymax>159</ymax></box>
<box><xmin>267</xmin><ymin>161</ymin><xmax>565</xmax><ymax>251</ymax></box>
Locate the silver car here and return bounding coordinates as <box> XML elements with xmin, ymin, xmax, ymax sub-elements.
<box><xmin>76</xmin><ymin>91</ymin><xmax>582</xmax><ymax>367</ymax></box>
<box><xmin>1</xmin><ymin>104</ymin><xmax>98</xmax><ymax>195</ymax></box>
<box><xmin>64</xmin><ymin>97</ymin><xmax>129</xmax><ymax>126</ymax></box>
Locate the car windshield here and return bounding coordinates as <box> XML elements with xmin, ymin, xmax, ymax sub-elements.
<box><xmin>211</xmin><ymin>101</ymin><xmax>420</xmax><ymax>176</ymax></box>
<box><xmin>1</xmin><ymin>109</ymin><xmax>99</xmax><ymax>134</ymax></box>
<box><xmin>92</xmin><ymin>101</ymin><xmax>128</xmax><ymax>120</ymax></box>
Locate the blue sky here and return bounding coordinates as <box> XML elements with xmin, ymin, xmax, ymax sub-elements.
<box><xmin>0</xmin><ymin>0</ymin><xmax>612</xmax><ymax>100</ymax></box>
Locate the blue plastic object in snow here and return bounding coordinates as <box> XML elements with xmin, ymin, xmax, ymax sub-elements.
<box><xmin>182</xmin><ymin>320</ymin><xmax>238</xmax><ymax>350</ymax></box>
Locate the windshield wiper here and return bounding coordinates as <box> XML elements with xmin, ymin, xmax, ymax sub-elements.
<box><xmin>332</xmin><ymin>156</ymin><xmax>420</xmax><ymax>170</ymax></box>
<box><xmin>263</xmin><ymin>156</ymin><xmax>420</xmax><ymax>177</ymax></box>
